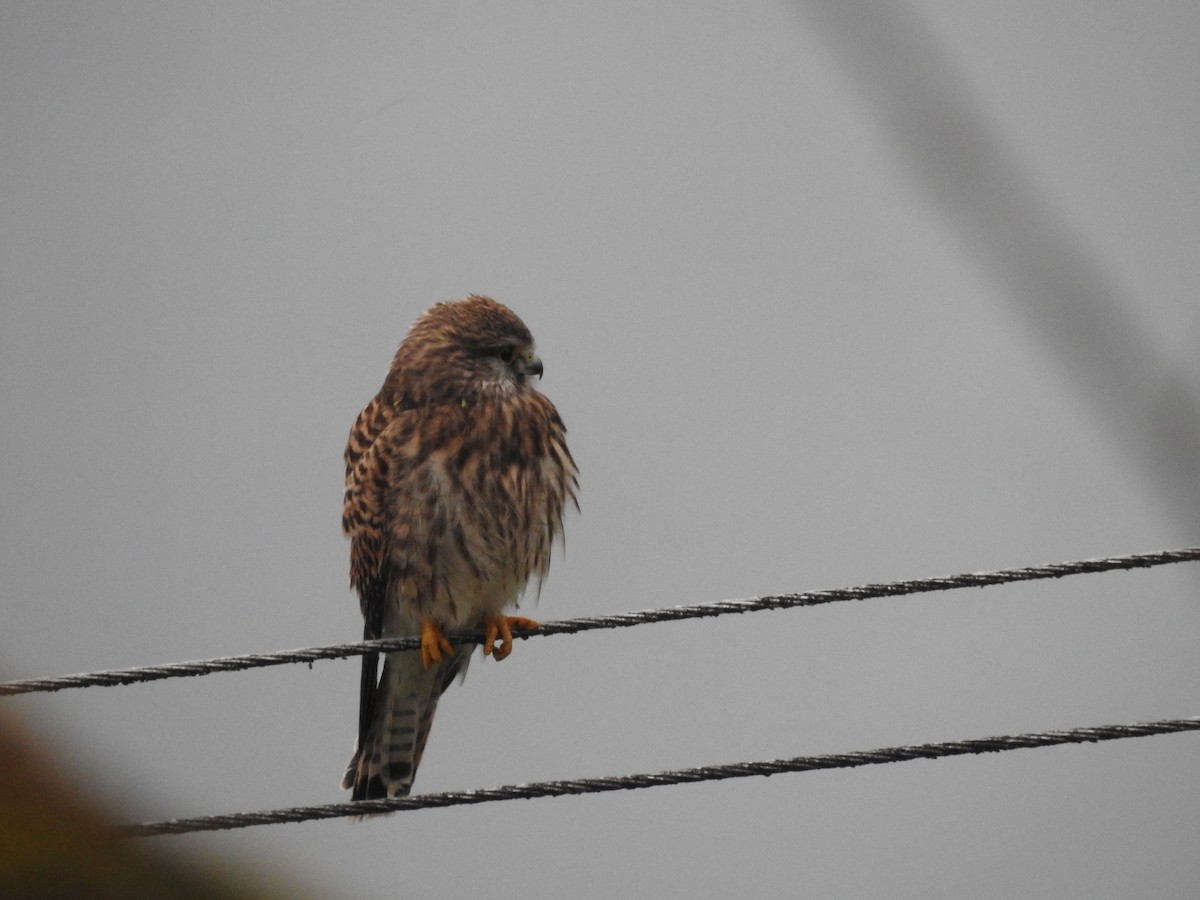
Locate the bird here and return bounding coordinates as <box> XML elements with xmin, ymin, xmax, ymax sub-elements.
<box><xmin>340</xmin><ymin>295</ymin><xmax>577</xmax><ymax>802</ymax></box>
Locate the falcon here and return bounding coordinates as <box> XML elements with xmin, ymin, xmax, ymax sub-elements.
<box><xmin>341</xmin><ymin>295</ymin><xmax>577</xmax><ymax>801</ymax></box>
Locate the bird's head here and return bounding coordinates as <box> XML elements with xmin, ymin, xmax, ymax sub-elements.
<box><xmin>389</xmin><ymin>295</ymin><xmax>545</xmax><ymax>404</ymax></box>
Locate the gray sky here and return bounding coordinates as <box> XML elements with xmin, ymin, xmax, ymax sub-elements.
<box><xmin>3</xmin><ymin>2</ymin><xmax>1199</xmax><ymax>897</ymax></box>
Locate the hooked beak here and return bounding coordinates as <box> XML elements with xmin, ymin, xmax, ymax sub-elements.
<box><xmin>524</xmin><ymin>355</ymin><xmax>544</xmax><ymax>379</ymax></box>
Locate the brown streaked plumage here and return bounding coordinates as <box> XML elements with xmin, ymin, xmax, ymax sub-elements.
<box><xmin>341</xmin><ymin>295</ymin><xmax>577</xmax><ymax>802</ymax></box>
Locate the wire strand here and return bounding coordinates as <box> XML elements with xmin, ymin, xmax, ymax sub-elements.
<box><xmin>4</xmin><ymin>547</ymin><xmax>1199</xmax><ymax>697</ymax></box>
<box><xmin>127</xmin><ymin>714</ymin><xmax>1200</xmax><ymax>836</ymax></box>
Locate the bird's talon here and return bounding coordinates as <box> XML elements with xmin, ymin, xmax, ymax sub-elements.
<box><xmin>420</xmin><ymin>618</ymin><xmax>453</xmax><ymax>669</ymax></box>
<box><xmin>482</xmin><ymin>614</ymin><xmax>539</xmax><ymax>661</ymax></box>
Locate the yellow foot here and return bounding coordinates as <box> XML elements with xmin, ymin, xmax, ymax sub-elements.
<box><xmin>420</xmin><ymin>618</ymin><xmax>453</xmax><ymax>669</ymax></box>
<box><xmin>482</xmin><ymin>615</ymin><xmax>540</xmax><ymax>662</ymax></box>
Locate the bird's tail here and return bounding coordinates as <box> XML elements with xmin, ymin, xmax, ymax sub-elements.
<box><xmin>342</xmin><ymin>648</ymin><xmax>470</xmax><ymax>801</ymax></box>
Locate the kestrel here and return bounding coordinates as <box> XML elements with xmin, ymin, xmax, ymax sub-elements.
<box><xmin>341</xmin><ymin>295</ymin><xmax>577</xmax><ymax>801</ymax></box>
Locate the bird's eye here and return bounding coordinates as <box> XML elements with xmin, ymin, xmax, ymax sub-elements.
<box><xmin>497</xmin><ymin>347</ymin><xmax>515</xmax><ymax>363</ymax></box>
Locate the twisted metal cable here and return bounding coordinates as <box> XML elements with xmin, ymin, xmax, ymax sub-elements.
<box><xmin>5</xmin><ymin>547</ymin><xmax>1199</xmax><ymax>697</ymax></box>
<box><xmin>127</xmin><ymin>715</ymin><xmax>1200</xmax><ymax>837</ymax></box>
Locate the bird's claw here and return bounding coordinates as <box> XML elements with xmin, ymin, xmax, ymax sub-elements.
<box><xmin>420</xmin><ymin>618</ymin><xmax>454</xmax><ymax>669</ymax></box>
<box><xmin>483</xmin><ymin>615</ymin><xmax>540</xmax><ymax>661</ymax></box>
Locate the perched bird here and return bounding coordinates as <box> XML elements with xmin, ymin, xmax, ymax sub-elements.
<box><xmin>341</xmin><ymin>295</ymin><xmax>577</xmax><ymax>801</ymax></box>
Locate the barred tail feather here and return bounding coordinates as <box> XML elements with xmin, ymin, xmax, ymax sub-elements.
<box><xmin>343</xmin><ymin>648</ymin><xmax>470</xmax><ymax>802</ymax></box>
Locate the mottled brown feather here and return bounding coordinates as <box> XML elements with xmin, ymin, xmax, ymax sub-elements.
<box><xmin>342</xmin><ymin>295</ymin><xmax>577</xmax><ymax>801</ymax></box>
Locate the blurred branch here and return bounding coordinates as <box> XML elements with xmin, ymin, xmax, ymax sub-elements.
<box><xmin>793</xmin><ymin>0</ymin><xmax>1200</xmax><ymax>533</ymax></box>
<box><xmin>0</xmin><ymin>709</ymin><xmax>306</xmax><ymax>898</ymax></box>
